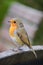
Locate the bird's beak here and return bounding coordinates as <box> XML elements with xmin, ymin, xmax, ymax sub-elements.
<box><xmin>8</xmin><ymin>21</ymin><xmax>10</xmax><ymax>22</ymax></box>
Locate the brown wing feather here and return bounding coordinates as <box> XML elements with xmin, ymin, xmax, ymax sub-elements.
<box><xmin>17</xmin><ymin>27</ymin><xmax>30</xmax><ymax>47</ymax></box>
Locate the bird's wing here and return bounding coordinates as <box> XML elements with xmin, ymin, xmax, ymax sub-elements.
<box><xmin>17</xmin><ymin>24</ymin><xmax>30</xmax><ymax>46</ymax></box>
<box><xmin>13</xmin><ymin>20</ymin><xmax>37</xmax><ymax>58</ymax></box>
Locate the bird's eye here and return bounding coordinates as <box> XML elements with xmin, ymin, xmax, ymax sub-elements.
<box><xmin>14</xmin><ymin>21</ymin><xmax>16</xmax><ymax>23</ymax></box>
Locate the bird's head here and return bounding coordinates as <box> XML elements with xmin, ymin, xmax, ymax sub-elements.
<box><xmin>8</xmin><ymin>18</ymin><xmax>23</xmax><ymax>29</ymax></box>
<box><xmin>8</xmin><ymin>18</ymin><xmax>18</xmax><ymax>30</ymax></box>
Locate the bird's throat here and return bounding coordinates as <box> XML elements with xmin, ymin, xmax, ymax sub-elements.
<box><xmin>9</xmin><ymin>26</ymin><xmax>17</xmax><ymax>37</ymax></box>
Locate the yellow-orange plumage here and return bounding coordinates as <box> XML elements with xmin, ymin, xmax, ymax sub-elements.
<box><xmin>9</xmin><ymin>21</ymin><xmax>18</xmax><ymax>37</ymax></box>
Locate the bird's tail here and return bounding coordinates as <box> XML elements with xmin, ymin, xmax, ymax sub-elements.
<box><xmin>30</xmin><ymin>45</ymin><xmax>37</xmax><ymax>58</ymax></box>
<box><xmin>31</xmin><ymin>47</ymin><xmax>37</xmax><ymax>58</ymax></box>
<box><xmin>26</xmin><ymin>42</ymin><xmax>37</xmax><ymax>58</ymax></box>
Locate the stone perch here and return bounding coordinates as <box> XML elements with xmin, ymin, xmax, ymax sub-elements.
<box><xmin>0</xmin><ymin>45</ymin><xmax>43</xmax><ymax>65</ymax></box>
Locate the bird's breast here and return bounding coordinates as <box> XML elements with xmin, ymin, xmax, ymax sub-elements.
<box><xmin>10</xmin><ymin>36</ymin><xmax>23</xmax><ymax>47</ymax></box>
<box><xmin>9</xmin><ymin>26</ymin><xmax>17</xmax><ymax>37</ymax></box>
<box><xmin>10</xmin><ymin>36</ymin><xmax>16</xmax><ymax>42</ymax></box>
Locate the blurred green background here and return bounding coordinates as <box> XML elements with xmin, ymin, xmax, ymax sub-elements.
<box><xmin>0</xmin><ymin>0</ymin><xmax>43</xmax><ymax>45</ymax></box>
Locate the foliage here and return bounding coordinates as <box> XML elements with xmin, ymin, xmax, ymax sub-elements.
<box><xmin>17</xmin><ymin>0</ymin><xmax>43</xmax><ymax>11</ymax></box>
<box><xmin>0</xmin><ymin>0</ymin><xmax>15</xmax><ymax>27</ymax></box>
<box><xmin>33</xmin><ymin>18</ymin><xmax>43</xmax><ymax>45</ymax></box>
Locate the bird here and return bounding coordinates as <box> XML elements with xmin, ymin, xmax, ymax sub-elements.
<box><xmin>8</xmin><ymin>18</ymin><xmax>37</xmax><ymax>58</ymax></box>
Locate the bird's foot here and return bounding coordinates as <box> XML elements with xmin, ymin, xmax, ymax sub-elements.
<box><xmin>10</xmin><ymin>48</ymin><xmax>23</xmax><ymax>52</ymax></box>
<box><xmin>18</xmin><ymin>48</ymin><xmax>23</xmax><ymax>51</ymax></box>
<box><xmin>10</xmin><ymin>49</ymin><xmax>18</xmax><ymax>52</ymax></box>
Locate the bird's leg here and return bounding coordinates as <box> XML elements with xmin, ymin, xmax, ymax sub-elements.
<box><xmin>18</xmin><ymin>46</ymin><xmax>23</xmax><ymax>51</ymax></box>
<box><xmin>18</xmin><ymin>48</ymin><xmax>23</xmax><ymax>51</ymax></box>
<box><xmin>10</xmin><ymin>45</ymin><xmax>19</xmax><ymax>52</ymax></box>
<box><xmin>10</xmin><ymin>48</ymin><xmax>18</xmax><ymax>52</ymax></box>
<box><xmin>10</xmin><ymin>42</ymin><xmax>20</xmax><ymax>52</ymax></box>
<box><xmin>10</xmin><ymin>46</ymin><xmax>23</xmax><ymax>52</ymax></box>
